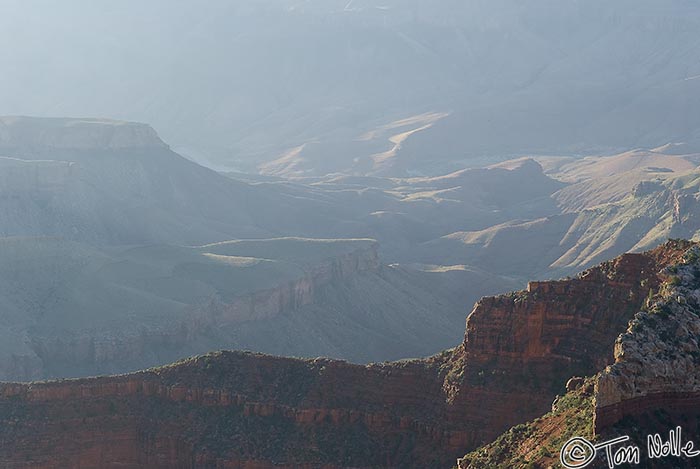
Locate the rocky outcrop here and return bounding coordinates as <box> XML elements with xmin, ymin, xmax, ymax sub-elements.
<box><xmin>594</xmin><ymin>245</ymin><xmax>700</xmax><ymax>433</ymax></box>
<box><xmin>442</xmin><ymin>241</ymin><xmax>691</xmax><ymax>449</ymax></box>
<box><xmin>453</xmin><ymin>242</ymin><xmax>700</xmax><ymax>469</ymax></box>
<box><xmin>465</xmin><ymin>247</ymin><xmax>677</xmax><ymax>373</ymax></box>
<box><xmin>0</xmin><ymin>241</ymin><xmax>693</xmax><ymax>468</ymax></box>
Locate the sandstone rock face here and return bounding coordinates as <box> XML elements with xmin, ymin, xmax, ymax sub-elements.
<box><xmin>0</xmin><ymin>241</ymin><xmax>691</xmax><ymax>468</ymax></box>
<box><xmin>0</xmin><ymin>352</ymin><xmax>467</xmax><ymax>468</ymax></box>
<box><xmin>595</xmin><ymin>245</ymin><xmax>700</xmax><ymax>433</ymax></box>
<box><xmin>452</xmin><ymin>242</ymin><xmax>700</xmax><ymax>469</ymax></box>
<box><xmin>429</xmin><ymin>241</ymin><xmax>689</xmax><ymax>456</ymax></box>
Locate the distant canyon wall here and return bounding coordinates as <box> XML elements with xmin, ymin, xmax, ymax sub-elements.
<box><xmin>0</xmin><ymin>117</ymin><xmax>167</xmax><ymax>153</ymax></box>
<box><xmin>4</xmin><ymin>243</ymin><xmax>380</xmax><ymax>381</ymax></box>
<box><xmin>0</xmin><ymin>157</ymin><xmax>73</xmax><ymax>194</ymax></box>
<box><xmin>213</xmin><ymin>244</ymin><xmax>380</xmax><ymax>325</ymax></box>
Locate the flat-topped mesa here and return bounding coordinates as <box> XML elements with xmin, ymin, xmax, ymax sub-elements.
<box><xmin>0</xmin><ymin>157</ymin><xmax>73</xmax><ymax>193</ymax></box>
<box><xmin>0</xmin><ymin>116</ymin><xmax>168</xmax><ymax>153</ymax></box>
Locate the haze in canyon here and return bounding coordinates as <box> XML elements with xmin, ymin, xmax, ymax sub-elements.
<box><xmin>1</xmin><ymin>1</ymin><xmax>700</xmax><ymax>468</ymax></box>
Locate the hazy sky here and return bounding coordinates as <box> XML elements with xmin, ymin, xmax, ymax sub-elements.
<box><xmin>2</xmin><ymin>0</ymin><xmax>699</xmax><ymax>170</ymax></box>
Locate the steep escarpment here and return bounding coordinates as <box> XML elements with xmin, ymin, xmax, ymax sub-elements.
<box><xmin>457</xmin><ymin>241</ymin><xmax>700</xmax><ymax>469</ymax></box>
<box><xmin>0</xmin><ymin>352</ymin><xmax>465</xmax><ymax>469</ymax></box>
<box><xmin>1</xmin><ymin>237</ymin><xmax>498</xmax><ymax>380</ymax></box>
<box><xmin>441</xmin><ymin>240</ymin><xmax>691</xmax><ymax>450</ymax></box>
<box><xmin>0</xmin><ymin>157</ymin><xmax>73</xmax><ymax>193</ymax></box>
<box><xmin>594</xmin><ymin>245</ymin><xmax>700</xmax><ymax>433</ymax></box>
<box><xmin>0</xmin><ymin>241</ymin><xmax>691</xmax><ymax>468</ymax></box>
<box><xmin>0</xmin><ymin>116</ymin><xmax>168</xmax><ymax>152</ymax></box>
<box><xmin>0</xmin><ymin>239</ymin><xmax>384</xmax><ymax>380</ymax></box>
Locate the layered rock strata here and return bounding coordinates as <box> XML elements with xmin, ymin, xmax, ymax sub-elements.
<box><xmin>0</xmin><ymin>241</ymin><xmax>692</xmax><ymax>468</ymax></box>
<box><xmin>595</xmin><ymin>244</ymin><xmax>700</xmax><ymax>433</ymax></box>
<box><xmin>1</xmin><ymin>241</ymin><xmax>381</xmax><ymax>381</ymax></box>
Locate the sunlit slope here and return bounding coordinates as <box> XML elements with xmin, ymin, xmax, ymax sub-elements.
<box><xmin>421</xmin><ymin>161</ymin><xmax>700</xmax><ymax>279</ymax></box>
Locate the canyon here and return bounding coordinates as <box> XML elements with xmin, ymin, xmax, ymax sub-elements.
<box><xmin>3</xmin><ymin>3</ymin><xmax>700</xmax><ymax>467</ymax></box>
<box><xmin>0</xmin><ymin>240</ymin><xmax>691</xmax><ymax>468</ymax></box>
<box><xmin>0</xmin><ymin>237</ymin><xmax>498</xmax><ymax>381</ymax></box>
<box><xmin>4</xmin><ymin>117</ymin><xmax>700</xmax><ymax>388</ymax></box>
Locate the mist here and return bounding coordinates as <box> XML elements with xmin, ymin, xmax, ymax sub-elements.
<box><xmin>2</xmin><ymin>0</ymin><xmax>699</xmax><ymax>174</ymax></box>
<box><xmin>1</xmin><ymin>3</ymin><xmax>700</xmax><ymax>467</ymax></box>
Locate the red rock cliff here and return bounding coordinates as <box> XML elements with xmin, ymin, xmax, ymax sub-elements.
<box><xmin>0</xmin><ymin>241</ymin><xmax>691</xmax><ymax>468</ymax></box>
<box><xmin>435</xmin><ymin>240</ymin><xmax>690</xmax><ymax>451</ymax></box>
<box><xmin>594</xmin><ymin>244</ymin><xmax>700</xmax><ymax>434</ymax></box>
